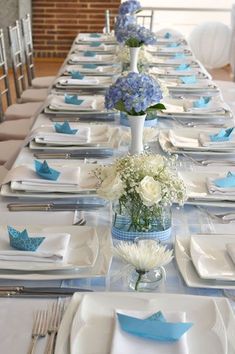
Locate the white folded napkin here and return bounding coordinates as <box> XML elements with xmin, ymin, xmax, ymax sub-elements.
<box><xmin>199</xmin><ymin>133</ymin><xmax>235</xmax><ymax>148</ymax></box>
<box><xmin>58</xmin><ymin>78</ymin><xmax>100</xmax><ymax>86</ymax></box>
<box><xmin>64</xmin><ymin>65</ymin><xmax>103</xmax><ymax>73</ymax></box>
<box><xmin>226</xmin><ymin>243</ymin><xmax>235</xmax><ymax>264</ymax></box>
<box><xmin>206</xmin><ymin>177</ymin><xmax>235</xmax><ymax>195</ymax></box>
<box><xmin>3</xmin><ymin>165</ymin><xmax>82</xmax><ymax>193</ymax></box>
<box><xmin>168</xmin><ymin>130</ymin><xmax>200</xmax><ymax>149</ymax></box>
<box><xmin>78</xmin><ymin>34</ymin><xmax>115</xmax><ymax>42</ymax></box>
<box><xmin>111</xmin><ymin>309</ymin><xmax>189</xmax><ymax>354</ymax></box>
<box><xmin>49</xmin><ymin>95</ymin><xmax>96</xmax><ymax>111</ymax></box>
<box><xmin>34</xmin><ymin>126</ymin><xmax>91</xmax><ymax>144</ymax></box>
<box><xmin>0</xmin><ymin>232</ymin><xmax>70</xmax><ymax>262</ymax></box>
<box><xmin>69</xmin><ymin>54</ymin><xmax>114</xmax><ymax>63</ymax></box>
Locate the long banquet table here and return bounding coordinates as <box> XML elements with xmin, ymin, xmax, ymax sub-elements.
<box><xmin>1</xmin><ymin>30</ymin><xmax>235</xmax><ymax>353</ymax></box>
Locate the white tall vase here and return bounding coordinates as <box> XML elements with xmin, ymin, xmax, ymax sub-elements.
<box><xmin>129</xmin><ymin>47</ymin><xmax>140</xmax><ymax>73</ymax></box>
<box><xmin>127</xmin><ymin>114</ymin><xmax>146</xmax><ymax>155</ymax></box>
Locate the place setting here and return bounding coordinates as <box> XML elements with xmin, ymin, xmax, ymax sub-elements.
<box><xmin>159</xmin><ymin>127</ymin><xmax>235</xmax><ymax>155</ymax></box>
<box><xmin>0</xmin><ymin>224</ymin><xmax>112</xmax><ymax>280</ymax></box>
<box><xmin>175</xmin><ymin>231</ymin><xmax>235</xmax><ymax>290</ymax></box>
<box><xmin>72</xmin><ymin>42</ymin><xmax>117</xmax><ymax>54</ymax></box>
<box><xmin>0</xmin><ymin>159</ymin><xmax>99</xmax><ymax>198</ymax></box>
<box><xmin>75</xmin><ymin>32</ymin><xmax>117</xmax><ymax>44</ymax></box>
<box><xmin>55</xmin><ymin>291</ymin><xmax>235</xmax><ymax>354</ymax></box>
<box><xmin>62</xmin><ymin>64</ymin><xmax>122</xmax><ymax>77</ymax></box>
<box><xmin>67</xmin><ymin>52</ymin><xmax>117</xmax><ymax>65</ymax></box>
<box><xmin>54</xmin><ymin>75</ymin><xmax>114</xmax><ymax>91</ymax></box>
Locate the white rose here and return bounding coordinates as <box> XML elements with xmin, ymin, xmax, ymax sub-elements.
<box><xmin>137</xmin><ymin>176</ymin><xmax>162</xmax><ymax>206</ymax></box>
<box><xmin>97</xmin><ymin>174</ymin><xmax>124</xmax><ymax>201</ymax></box>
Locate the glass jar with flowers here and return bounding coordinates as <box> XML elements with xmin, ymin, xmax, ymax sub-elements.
<box><xmin>105</xmin><ymin>72</ymin><xmax>165</xmax><ymax>155</ymax></box>
<box><xmin>95</xmin><ymin>153</ymin><xmax>186</xmax><ymax>242</ymax></box>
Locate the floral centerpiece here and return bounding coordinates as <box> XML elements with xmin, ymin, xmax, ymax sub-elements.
<box><xmin>118</xmin><ymin>0</ymin><xmax>141</xmax><ymax>15</ymax></box>
<box><xmin>105</xmin><ymin>72</ymin><xmax>164</xmax><ymax>154</ymax></box>
<box><xmin>114</xmin><ymin>14</ymin><xmax>136</xmax><ymax>35</ymax></box>
<box><xmin>95</xmin><ymin>153</ymin><xmax>186</xmax><ymax>241</ymax></box>
<box><xmin>115</xmin><ymin>23</ymin><xmax>157</xmax><ymax>73</ymax></box>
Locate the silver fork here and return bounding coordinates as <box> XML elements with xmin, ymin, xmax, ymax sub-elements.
<box><xmin>44</xmin><ymin>300</ymin><xmax>64</xmax><ymax>354</ymax></box>
<box><xmin>182</xmin><ymin>153</ymin><xmax>235</xmax><ymax>167</ymax></box>
<box><xmin>28</xmin><ymin>310</ymin><xmax>48</xmax><ymax>354</ymax></box>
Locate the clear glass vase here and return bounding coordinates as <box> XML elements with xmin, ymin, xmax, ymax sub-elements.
<box><xmin>112</xmin><ymin>202</ymin><xmax>172</xmax><ymax>242</ymax></box>
<box><xmin>128</xmin><ymin>267</ymin><xmax>165</xmax><ymax>291</ymax></box>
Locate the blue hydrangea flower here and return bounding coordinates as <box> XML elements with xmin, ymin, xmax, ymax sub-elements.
<box><xmin>116</xmin><ymin>24</ymin><xmax>157</xmax><ymax>46</ymax></box>
<box><xmin>115</xmin><ymin>15</ymin><xmax>136</xmax><ymax>34</ymax></box>
<box><xmin>119</xmin><ymin>0</ymin><xmax>141</xmax><ymax>15</ymax></box>
<box><xmin>105</xmin><ymin>72</ymin><xmax>163</xmax><ymax>115</ymax></box>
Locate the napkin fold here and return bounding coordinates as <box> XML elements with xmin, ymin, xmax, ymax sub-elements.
<box><xmin>226</xmin><ymin>243</ymin><xmax>235</xmax><ymax>264</ymax></box>
<box><xmin>64</xmin><ymin>94</ymin><xmax>84</xmax><ymax>105</ymax></box>
<box><xmin>111</xmin><ymin>310</ymin><xmax>192</xmax><ymax>354</ymax></box>
<box><xmin>71</xmin><ymin>71</ymin><xmax>84</xmax><ymax>80</ymax></box>
<box><xmin>209</xmin><ymin>128</ymin><xmax>234</xmax><ymax>142</ymax></box>
<box><xmin>60</xmin><ymin>78</ymin><xmax>99</xmax><ymax>86</ymax></box>
<box><xmin>35</xmin><ymin>160</ymin><xmax>60</xmax><ymax>181</ymax></box>
<box><xmin>49</xmin><ymin>95</ymin><xmax>97</xmax><ymax>111</ymax></box>
<box><xmin>8</xmin><ymin>226</ymin><xmax>44</xmax><ymax>251</ymax></box>
<box><xmin>193</xmin><ymin>97</ymin><xmax>211</xmax><ymax>108</ymax></box>
<box><xmin>175</xmin><ymin>64</ymin><xmax>190</xmax><ymax>71</ymax></box>
<box><xmin>180</xmin><ymin>75</ymin><xmax>197</xmax><ymax>84</ymax></box>
<box><xmin>0</xmin><ymin>227</ymin><xmax>70</xmax><ymax>262</ymax></box>
<box><xmin>54</xmin><ymin>121</ymin><xmax>78</xmax><ymax>135</ymax></box>
<box><xmin>84</xmin><ymin>51</ymin><xmax>96</xmax><ymax>57</ymax></box>
<box><xmin>117</xmin><ymin>312</ymin><xmax>192</xmax><ymax>342</ymax></box>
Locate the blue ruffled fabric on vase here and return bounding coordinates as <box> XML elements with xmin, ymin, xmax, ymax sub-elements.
<box><xmin>35</xmin><ymin>160</ymin><xmax>60</xmax><ymax>181</ymax></box>
<box><xmin>117</xmin><ymin>311</ymin><xmax>193</xmax><ymax>342</ymax></box>
<box><xmin>8</xmin><ymin>226</ymin><xmax>45</xmax><ymax>252</ymax></box>
<box><xmin>54</xmin><ymin>121</ymin><xmax>78</xmax><ymax>135</ymax></box>
<box><xmin>210</xmin><ymin>127</ymin><xmax>234</xmax><ymax>142</ymax></box>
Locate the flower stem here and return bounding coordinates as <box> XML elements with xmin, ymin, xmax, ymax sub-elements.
<box><xmin>135</xmin><ymin>270</ymin><xmax>146</xmax><ymax>291</ymax></box>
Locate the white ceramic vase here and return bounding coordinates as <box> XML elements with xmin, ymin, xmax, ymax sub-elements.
<box><xmin>127</xmin><ymin>114</ymin><xmax>146</xmax><ymax>155</ymax></box>
<box><xmin>129</xmin><ymin>47</ymin><xmax>140</xmax><ymax>73</ymax></box>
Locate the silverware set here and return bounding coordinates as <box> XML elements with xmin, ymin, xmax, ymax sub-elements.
<box><xmin>7</xmin><ymin>202</ymin><xmax>105</xmax><ymax>212</ymax></box>
<box><xmin>28</xmin><ymin>300</ymin><xmax>65</xmax><ymax>354</ymax></box>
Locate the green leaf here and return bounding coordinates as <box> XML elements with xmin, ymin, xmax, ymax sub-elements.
<box><xmin>115</xmin><ymin>101</ymin><xmax>126</xmax><ymax>112</ymax></box>
<box><xmin>147</xmin><ymin>103</ymin><xmax>166</xmax><ymax>111</ymax></box>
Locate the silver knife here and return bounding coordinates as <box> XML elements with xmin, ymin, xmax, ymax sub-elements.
<box><xmin>7</xmin><ymin>202</ymin><xmax>105</xmax><ymax>211</ymax></box>
<box><xmin>0</xmin><ymin>286</ymin><xmax>92</xmax><ymax>294</ymax></box>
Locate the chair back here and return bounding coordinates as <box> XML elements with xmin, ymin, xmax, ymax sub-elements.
<box><xmin>8</xmin><ymin>20</ymin><xmax>27</xmax><ymax>100</ymax></box>
<box><xmin>21</xmin><ymin>13</ymin><xmax>35</xmax><ymax>86</ymax></box>
<box><xmin>0</xmin><ymin>28</ymin><xmax>11</xmax><ymax>121</ymax></box>
<box><xmin>136</xmin><ymin>10</ymin><xmax>155</xmax><ymax>31</ymax></box>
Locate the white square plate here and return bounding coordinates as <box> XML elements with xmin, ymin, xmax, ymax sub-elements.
<box><xmin>190</xmin><ymin>234</ymin><xmax>235</xmax><ymax>281</ymax></box>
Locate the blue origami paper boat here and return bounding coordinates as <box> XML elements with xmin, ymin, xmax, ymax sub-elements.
<box><xmin>71</xmin><ymin>71</ymin><xmax>84</xmax><ymax>80</ymax></box>
<box><xmin>64</xmin><ymin>94</ymin><xmax>84</xmax><ymax>105</ymax></box>
<box><xmin>84</xmin><ymin>51</ymin><xmax>96</xmax><ymax>57</ymax></box>
<box><xmin>214</xmin><ymin>171</ymin><xmax>235</xmax><ymax>188</ymax></box>
<box><xmin>117</xmin><ymin>311</ymin><xmax>193</xmax><ymax>342</ymax></box>
<box><xmin>8</xmin><ymin>226</ymin><xmax>45</xmax><ymax>251</ymax></box>
<box><xmin>210</xmin><ymin>127</ymin><xmax>234</xmax><ymax>142</ymax></box>
<box><xmin>54</xmin><ymin>121</ymin><xmax>78</xmax><ymax>135</ymax></box>
<box><xmin>193</xmin><ymin>96</ymin><xmax>211</xmax><ymax>108</ymax></box>
<box><xmin>35</xmin><ymin>160</ymin><xmax>60</xmax><ymax>181</ymax></box>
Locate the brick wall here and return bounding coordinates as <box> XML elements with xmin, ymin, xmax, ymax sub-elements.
<box><xmin>32</xmin><ymin>0</ymin><xmax>120</xmax><ymax>58</ymax></box>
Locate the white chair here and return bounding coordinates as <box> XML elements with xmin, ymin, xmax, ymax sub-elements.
<box><xmin>0</xmin><ymin>28</ymin><xmax>43</xmax><ymax>122</ymax></box>
<box><xmin>189</xmin><ymin>22</ymin><xmax>232</xmax><ymax>69</ymax></box>
<box><xmin>8</xmin><ymin>21</ymin><xmax>48</xmax><ymax>103</ymax></box>
<box><xmin>230</xmin><ymin>4</ymin><xmax>235</xmax><ymax>81</ymax></box>
<box><xmin>21</xmin><ymin>14</ymin><xmax>55</xmax><ymax>88</ymax></box>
